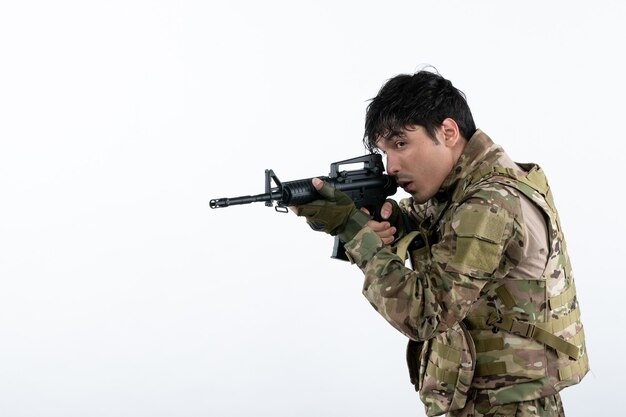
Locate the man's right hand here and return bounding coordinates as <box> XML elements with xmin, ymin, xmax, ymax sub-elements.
<box><xmin>361</xmin><ymin>200</ymin><xmax>401</xmax><ymax>245</ymax></box>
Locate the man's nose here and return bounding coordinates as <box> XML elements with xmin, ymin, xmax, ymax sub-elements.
<box><xmin>385</xmin><ymin>155</ymin><xmax>400</xmax><ymax>175</ymax></box>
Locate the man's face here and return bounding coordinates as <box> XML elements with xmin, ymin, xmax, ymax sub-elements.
<box><xmin>376</xmin><ymin>125</ymin><xmax>458</xmax><ymax>204</ymax></box>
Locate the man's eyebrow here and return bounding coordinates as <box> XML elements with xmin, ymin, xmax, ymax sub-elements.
<box><xmin>383</xmin><ymin>129</ymin><xmax>406</xmax><ymax>141</ymax></box>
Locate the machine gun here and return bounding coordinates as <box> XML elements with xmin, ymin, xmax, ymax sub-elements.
<box><xmin>210</xmin><ymin>154</ymin><xmax>398</xmax><ymax>260</ymax></box>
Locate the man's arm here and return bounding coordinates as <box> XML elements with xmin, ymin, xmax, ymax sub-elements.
<box><xmin>344</xmin><ymin>187</ymin><xmax>525</xmax><ymax>341</ymax></box>
<box><xmin>294</xmin><ymin>179</ymin><xmax>525</xmax><ymax>341</ymax></box>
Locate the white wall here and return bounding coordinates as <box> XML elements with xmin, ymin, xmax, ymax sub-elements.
<box><xmin>1</xmin><ymin>1</ymin><xmax>623</xmax><ymax>416</ymax></box>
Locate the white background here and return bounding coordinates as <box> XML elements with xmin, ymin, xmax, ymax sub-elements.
<box><xmin>1</xmin><ymin>1</ymin><xmax>623</xmax><ymax>416</ymax></box>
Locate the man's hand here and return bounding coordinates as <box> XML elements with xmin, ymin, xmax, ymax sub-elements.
<box><xmin>361</xmin><ymin>201</ymin><xmax>396</xmax><ymax>245</ymax></box>
<box><xmin>361</xmin><ymin>199</ymin><xmax>404</xmax><ymax>245</ymax></box>
<box><xmin>294</xmin><ymin>178</ymin><xmax>370</xmax><ymax>242</ymax></box>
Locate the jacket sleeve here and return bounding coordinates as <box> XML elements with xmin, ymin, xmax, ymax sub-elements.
<box><xmin>343</xmin><ymin>188</ymin><xmax>525</xmax><ymax>341</ymax></box>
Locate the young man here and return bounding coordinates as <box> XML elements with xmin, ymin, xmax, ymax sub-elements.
<box><xmin>295</xmin><ymin>70</ymin><xmax>588</xmax><ymax>417</ymax></box>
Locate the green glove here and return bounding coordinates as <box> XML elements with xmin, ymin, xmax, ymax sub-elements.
<box><xmin>296</xmin><ymin>180</ymin><xmax>370</xmax><ymax>242</ymax></box>
<box><xmin>382</xmin><ymin>198</ymin><xmax>407</xmax><ymax>241</ymax></box>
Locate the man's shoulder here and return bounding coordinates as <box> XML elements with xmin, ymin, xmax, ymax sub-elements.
<box><xmin>461</xmin><ymin>177</ymin><xmax>526</xmax><ymax>218</ymax></box>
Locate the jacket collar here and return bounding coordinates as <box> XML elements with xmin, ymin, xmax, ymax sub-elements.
<box><xmin>435</xmin><ymin>129</ymin><xmax>504</xmax><ymax>204</ymax></box>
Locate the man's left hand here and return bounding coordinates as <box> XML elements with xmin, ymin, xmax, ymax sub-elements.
<box><xmin>295</xmin><ymin>178</ymin><xmax>370</xmax><ymax>242</ymax></box>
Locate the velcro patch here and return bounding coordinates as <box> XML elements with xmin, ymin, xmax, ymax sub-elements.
<box><xmin>452</xmin><ymin>205</ymin><xmax>508</xmax><ymax>273</ymax></box>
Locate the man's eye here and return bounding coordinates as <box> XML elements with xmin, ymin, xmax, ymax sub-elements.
<box><xmin>395</xmin><ymin>141</ymin><xmax>406</xmax><ymax>149</ymax></box>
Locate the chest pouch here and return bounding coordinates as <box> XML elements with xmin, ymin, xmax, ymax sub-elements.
<box><xmin>420</xmin><ymin>322</ymin><xmax>476</xmax><ymax>416</ymax></box>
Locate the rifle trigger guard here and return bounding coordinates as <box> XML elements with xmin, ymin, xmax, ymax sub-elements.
<box><xmin>275</xmin><ymin>205</ymin><xmax>289</xmax><ymax>213</ymax></box>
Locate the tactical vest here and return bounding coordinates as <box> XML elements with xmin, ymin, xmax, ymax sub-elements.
<box><xmin>402</xmin><ymin>164</ymin><xmax>588</xmax><ymax>416</ymax></box>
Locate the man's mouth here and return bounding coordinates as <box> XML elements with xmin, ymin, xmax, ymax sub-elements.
<box><xmin>397</xmin><ymin>180</ymin><xmax>413</xmax><ymax>192</ymax></box>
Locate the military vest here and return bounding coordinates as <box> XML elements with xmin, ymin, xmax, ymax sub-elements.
<box><xmin>402</xmin><ymin>164</ymin><xmax>588</xmax><ymax>416</ymax></box>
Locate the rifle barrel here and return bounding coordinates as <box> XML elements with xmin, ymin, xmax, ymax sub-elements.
<box><xmin>209</xmin><ymin>191</ymin><xmax>281</xmax><ymax>208</ymax></box>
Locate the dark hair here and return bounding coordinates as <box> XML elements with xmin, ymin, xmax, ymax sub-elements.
<box><xmin>363</xmin><ymin>69</ymin><xmax>476</xmax><ymax>152</ymax></box>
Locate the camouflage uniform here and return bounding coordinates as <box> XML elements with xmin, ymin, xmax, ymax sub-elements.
<box><xmin>343</xmin><ymin>130</ymin><xmax>588</xmax><ymax>417</ymax></box>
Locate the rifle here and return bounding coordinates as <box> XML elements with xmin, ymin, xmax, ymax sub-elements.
<box><xmin>210</xmin><ymin>154</ymin><xmax>398</xmax><ymax>260</ymax></box>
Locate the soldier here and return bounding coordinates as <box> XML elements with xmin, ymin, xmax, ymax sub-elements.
<box><xmin>294</xmin><ymin>70</ymin><xmax>588</xmax><ymax>417</ymax></box>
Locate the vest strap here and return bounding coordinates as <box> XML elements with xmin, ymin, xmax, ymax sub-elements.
<box><xmin>497</xmin><ymin>281</ymin><xmax>577</xmax><ymax>313</ymax></box>
<box><xmin>567</xmin><ymin>327</ymin><xmax>586</xmax><ymax>349</ymax></box>
<box><xmin>469</xmin><ymin>165</ymin><xmax>549</xmax><ymax>196</ymax></box>
<box><xmin>548</xmin><ymin>282</ymin><xmax>577</xmax><ymax>310</ymax></box>
<box><xmin>475</xmin><ymin>361</ymin><xmax>507</xmax><ymax>377</ymax></box>
<box><xmin>394</xmin><ymin>231</ymin><xmax>421</xmax><ymax>263</ymax></box>
<box><xmin>558</xmin><ymin>352</ymin><xmax>589</xmax><ymax>381</ymax></box>
<box><xmin>473</xmin><ymin>336</ymin><xmax>504</xmax><ymax>352</ymax></box>
<box><xmin>431</xmin><ymin>339</ymin><xmax>462</xmax><ymax>363</ymax></box>
<box><xmin>494</xmin><ymin>317</ymin><xmax>581</xmax><ymax>360</ymax></box>
<box><xmin>426</xmin><ymin>360</ymin><xmax>458</xmax><ymax>385</ymax></box>
<box><xmin>495</xmin><ymin>285</ymin><xmax>517</xmax><ymax>309</ymax></box>
<box><xmin>463</xmin><ymin>311</ymin><xmax>582</xmax><ymax>360</ymax></box>
<box><xmin>546</xmin><ymin>306</ymin><xmax>581</xmax><ymax>334</ymax></box>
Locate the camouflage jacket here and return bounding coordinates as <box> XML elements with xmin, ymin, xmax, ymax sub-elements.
<box><xmin>344</xmin><ymin>130</ymin><xmax>588</xmax><ymax>416</ymax></box>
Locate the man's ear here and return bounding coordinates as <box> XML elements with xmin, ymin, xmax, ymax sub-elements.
<box><xmin>440</xmin><ymin>118</ymin><xmax>461</xmax><ymax>148</ymax></box>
